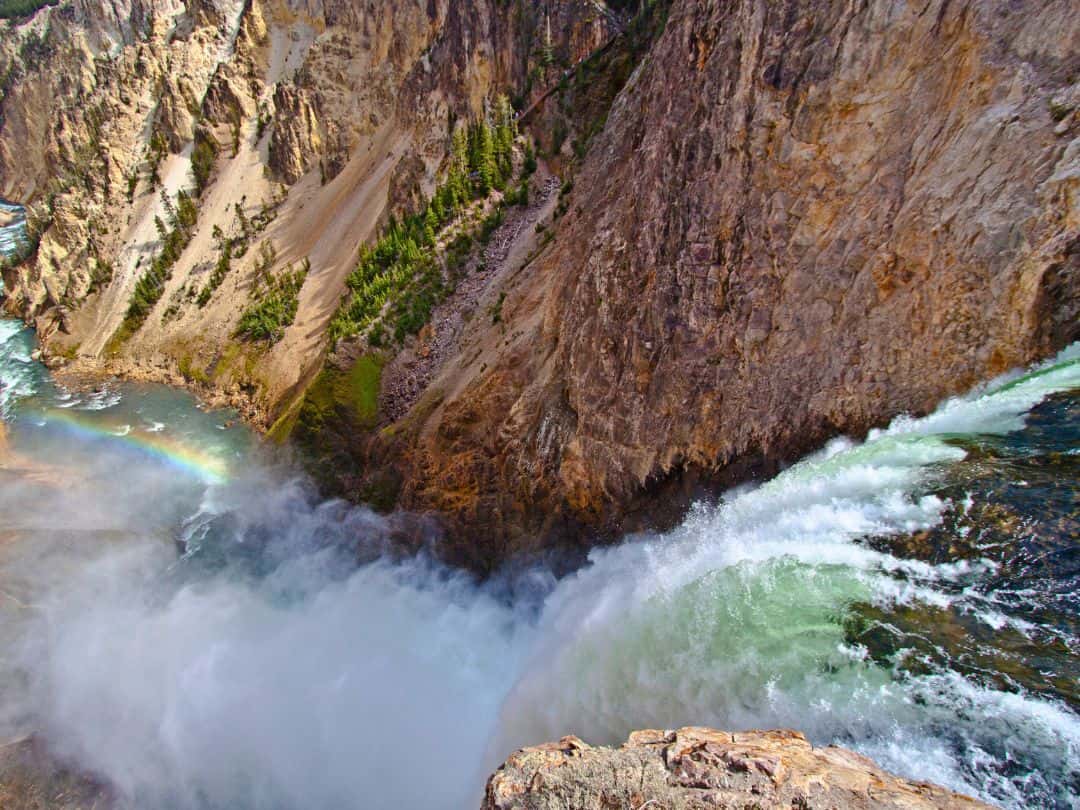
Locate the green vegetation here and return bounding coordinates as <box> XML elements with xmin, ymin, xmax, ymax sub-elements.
<box><xmin>0</xmin><ymin>0</ymin><xmax>57</xmax><ymax>20</ymax></box>
<box><xmin>196</xmin><ymin>188</ymin><xmax>286</xmax><ymax>308</ymax></box>
<box><xmin>337</xmin><ymin>354</ymin><xmax>383</xmax><ymax>426</ymax></box>
<box><xmin>146</xmin><ymin>131</ymin><xmax>168</xmax><ymax>189</ymax></box>
<box><xmin>191</xmin><ymin>129</ymin><xmax>219</xmax><ymax>196</ymax></box>
<box><xmin>293</xmin><ymin>355</ymin><xmax>384</xmax><ymax>437</ymax></box>
<box><xmin>256</xmin><ymin>104</ymin><xmax>272</xmax><ymax>140</ymax></box>
<box><xmin>1048</xmin><ymin>98</ymin><xmax>1074</xmax><ymax>123</ymax></box>
<box><xmin>106</xmin><ymin>189</ymin><xmax>198</xmax><ymax>352</ymax></box>
<box><xmin>234</xmin><ymin>255</ymin><xmax>309</xmax><ymax>344</ymax></box>
<box><xmin>229</xmin><ymin>118</ymin><xmax>241</xmax><ymax>157</ymax></box>
<box><xmin>503</xmin><ymin>178</ymin><xmax>529</xmax><ymax>207</ymax></box>
<box><xmin>489</xmin><ymin>290</ymin><xmax>507</xmax><ymax>324</ymax></box>
<box><xmin>177</xmin><ymin>354</ymin><xmax>209</xmax><ymax>384</ymax></box>
<box><xmin>89</xmin><ymin>258</ymin><xmax>113</xmax><ymax>293</ymax></box>
<box><xmin>196</xmin><ymin>242</ymin><xmax>231</xmax><ymax>307</ymax></box>
<box><xmin>329</xmin><ymin>101</ymin><xmax>520</xmax><ymax>347</ymax></box>
<box><xmin>53</xmin><ymin>341</ymin><xmax>79</xmax><ymax>361</ymax></box>
<box><xmin>281</xmin><ymin>353</ymin><xmax>393</xmax><ymax>499</ymax></box>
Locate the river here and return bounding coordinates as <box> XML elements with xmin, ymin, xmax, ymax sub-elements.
<box><xmin>0</xmin><ymin>206</ymin><xmax>1078</xmax><ymax>809</ymax></box>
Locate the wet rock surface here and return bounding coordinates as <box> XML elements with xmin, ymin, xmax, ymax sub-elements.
<box><xmin>0</xmin><ymin>738</ymin><xmax>111</xmax><ymax>810</ymax></box>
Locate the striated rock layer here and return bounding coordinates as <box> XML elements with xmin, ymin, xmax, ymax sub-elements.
<box><xmin>482</xmin><ymin>727</ymin><xmax>993</xmax><ymax>810</ymax></box>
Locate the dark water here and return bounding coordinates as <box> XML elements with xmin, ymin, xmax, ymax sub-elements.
<box><xmin>857</xmin><ymin>390</ymin><xmax>1080</xmax><ymax>706</ymax></box>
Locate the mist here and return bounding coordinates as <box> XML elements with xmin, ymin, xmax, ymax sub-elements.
<box><xmin>0</xmin><ymin>430</ymin><xmax>535</xmax><ymax>810</ymax></box>
<box><xmin>1</xmin><ymin>344</ymin><xmax>1079</xmax><ymax>809</ymax></box>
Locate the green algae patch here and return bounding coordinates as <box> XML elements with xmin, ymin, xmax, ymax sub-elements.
<box><xmin>340</xmin><ymin>354</ymin><xmax>383</xmax><ymax>426</ymax></box>
<box><xmin>280</xmin><ymin>353</ymin><xmax>391</xmax><ymax>503</ymax></box>
<box><xmin>295</xmin><ymin>354</ymin><xmax>385</xmax><ymax>439</ymax></box>
<box><xmin>266</xmin><ymin>394</ymin><xmax>303</xmax><ymax>445</ymax></box>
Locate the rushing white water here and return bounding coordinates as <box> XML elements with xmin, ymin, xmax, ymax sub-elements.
<box><xmin>491</xmin><ymin>346</ymin><xmax>1080</xmax><ymax>796</ymax></box>
<box><xmin>0</xmin><ymin>200</ymin><xmax>27</xmax><ymax>259</ymax></box>
<box><xmin>0</xmin><ymin>334</ymin><xmax>1077</xmax><ymax>809</ymax></box>
<box><xmin>0</xmin><ymin>319</ymin><xmax>42</xmax><ymax>418</ymax></box>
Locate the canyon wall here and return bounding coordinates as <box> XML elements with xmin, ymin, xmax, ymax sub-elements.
<box><xmin>0</xmin><ymin>0</ymin><xmax>616</xmax><ymax>421</ymax></box>
<box><xmin>332</xmin><ymin>0</ymin><xmax>1080</xmax><ymax>569</ymax></box>
<box><xmin>0</xmin><ymin>0</ymin><xmax>1077</xmax><ymax>570</ymax></box>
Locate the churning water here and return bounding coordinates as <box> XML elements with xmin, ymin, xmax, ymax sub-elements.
<box><xmin>0</xmin><ymin>236</ymin><xmax>1077</xmax><ymax>807</ymax></box>
<box><xmin>0</xmin><ymin>200</ymin><xmax>26</xmax><ymax>259</ymax></box>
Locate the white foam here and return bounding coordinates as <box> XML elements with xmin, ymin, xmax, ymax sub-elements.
<box><xmin>2</xmin><ymin>343</ymin><xmax>1076</xmax><ymax>809</ymax></box>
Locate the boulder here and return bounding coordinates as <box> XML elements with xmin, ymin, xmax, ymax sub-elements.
<box><xmin>482</xmin><ymin>727</ymin><xmax>992</xmax><ymax>810</ymax></box>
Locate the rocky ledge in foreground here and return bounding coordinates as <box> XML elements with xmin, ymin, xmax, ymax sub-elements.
<box><xmin>482</xmin><ymin>727</ymin><xmax>991</xmax><ymax>810</ymax></box>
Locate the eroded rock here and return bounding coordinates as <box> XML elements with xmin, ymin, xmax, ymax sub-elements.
<box><xmin>383</xmin><ymin>0</ymin><xmax>1080</xmax><ymax>567</ymax></box>
<box><xmin>482</xmin><ymin>728</ymin><xmax>992</xmax><ymax>810</ymax></box>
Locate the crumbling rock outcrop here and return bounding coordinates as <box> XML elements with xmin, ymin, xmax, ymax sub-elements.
<box><xmin>155</xmin><ymin>74</ymin><xmax>199</xmax><ymax>152</ymax></box>
<box><xmin>482</xmin><ymin>728</ymin><xmax>992</xmax><ymax>810</ymax></box>
<box><xmin>268</xmin><ymin>82</ymin><xmax>323</xmax><ymax>184</ymax></box>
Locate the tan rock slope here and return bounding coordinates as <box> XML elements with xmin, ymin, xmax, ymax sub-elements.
<box><xmin>482</xmin><ymin>728</ymin><xmax>993</xmax><ymax>810</ymax></box>
<box><xmin>0</xmin><ymin>0</ymin><xmax>615</xmax><ymax>421</ymax></box>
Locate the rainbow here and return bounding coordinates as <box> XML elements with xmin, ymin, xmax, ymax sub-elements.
<box><xmin>40</xmin><ymin>408</ymin><xmax>230</xmax><ymax>483</ymax></box>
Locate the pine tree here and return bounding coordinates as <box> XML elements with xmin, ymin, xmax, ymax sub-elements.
<box><xmin>234</xmin><ymin>202</ymin><xmax>249</xmax><ymax>237</ymax></box>
<box><xmin>493</xmin><ymin>95</ymin><xmax>516</xmax><ymax>180</ymax></box>
<box><xmin>450</xmin><ymin>124</ymin><xmax>471</xmax><ymax>207</ymax></box>
<box><xmin>160</xmin><ymin>189</ymin><xmax>176</xmax><ymax>226</ymax></box>
<box><xmin>423</xmin><ymin>205</ymin><xmax>439</xmax><ymax>245</ymax></box>
<box><xmin>475</xmin><ymin>119</ymin><xmax>497</xmax><ymax>195</ymax></box>
<box><xmin>467</xmin><ymin>121</ymin><xmax>482</xmax><ymax>176</ymax></box>
<box><xmin>175</xmin><ymin>190</ymin><xmax>197</xmax><ymax>232</ymax></box>
<box><xmin>540</xmin><ymin>12</ymin><xmax>554</xmax><ymax>67</ymax></box>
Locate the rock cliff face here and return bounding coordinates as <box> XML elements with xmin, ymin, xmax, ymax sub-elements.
<box><xmin>337</xmin><ymin>0</ymin><xmax>1080</xmax><ymax>568</ymax></box>
<box><xmin>0</xmin><ymin>0</ymin><xmax>617</xmax><ymax>421</ymax></box>
<box><xmin>482</xmin><ymin>727</ymin><xmax>992</xmax><ymax>810</ymax></box>
<box><xmin>0</xmin><ymin>0</ymin><xmax>1077</xmax><ymax>570</ymax></box>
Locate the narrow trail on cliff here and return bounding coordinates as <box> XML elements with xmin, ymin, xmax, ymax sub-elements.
<box><xmin>0</xmin><ymin>306</ymin><xmax>1078</xmax><ymax>808</ymax></box>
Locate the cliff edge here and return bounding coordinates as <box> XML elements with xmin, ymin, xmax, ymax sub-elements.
<box><xmin>482</xmin><ymin>727</ymin><xmax>992</xmax><ymax>810</ymax></box>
